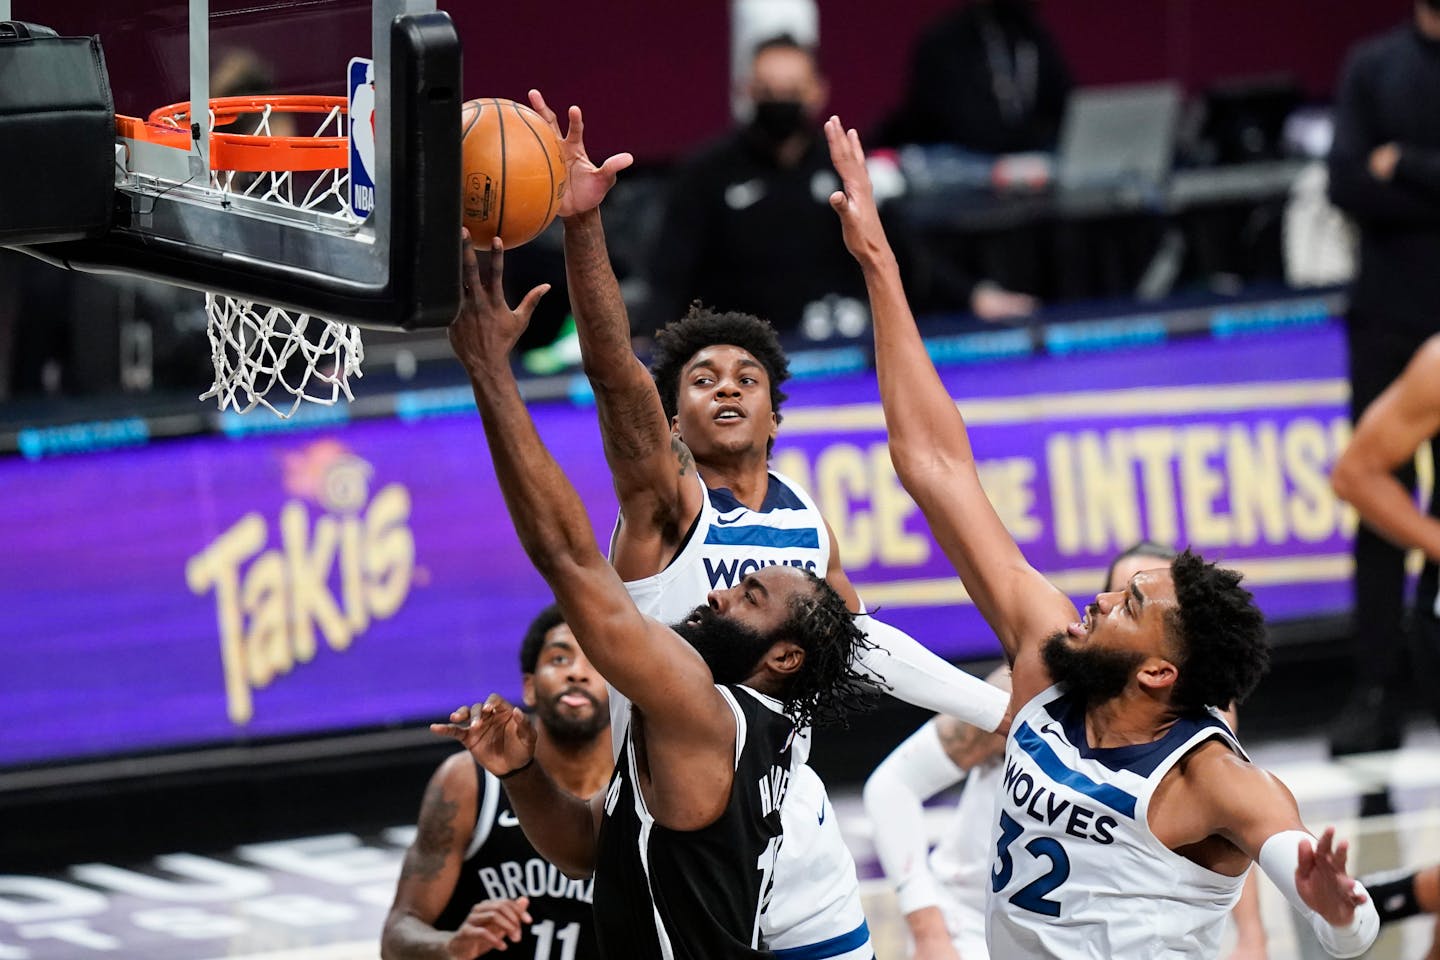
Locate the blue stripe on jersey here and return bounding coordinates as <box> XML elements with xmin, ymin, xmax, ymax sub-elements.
<box><xmin>1014</xmin><ymin>721</ymin><xmax>1138</xmax><ymax>819</ymax></box>
<box><xmin>703</xmin><ymin>525</ymin><xmax>821</xmax><ymax>549</ymax></box>
<box><xmin>1046</xmin><ymin>691</ymin><xmax>1234</xmax><ymax>776</ymax></box>
<box><xmin>707</xmin><ymin>475</ymin><xmax>807</xmax><ymax>514</ymax></box>
<box><xmin>772</xmin><ymin>920</ymin><xmax>871</xmax><ymax>960</ymax></box>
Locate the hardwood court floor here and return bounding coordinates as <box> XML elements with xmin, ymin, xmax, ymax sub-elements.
<box><xmin>5</xmin><ymin>725</ymin><xmax>1439</xmax><ymax>960</ymax></box>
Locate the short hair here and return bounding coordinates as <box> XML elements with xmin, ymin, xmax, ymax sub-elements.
<box><xmin>649</xmin><ymin>303</ymin><xmax>791</xmax><ymax>455</ymax></box>
<box><xmin>1164</xmin><ymin>550</ymin><xmax>1270</xmax><ymax>713</ymax></box>
<box><xmin>772</xmin><ymin>571</ymin><xmax>877</xmax><ymax>729</ymax></box>
<box><xmin>1105</xmin><ymin>540</ymin><xmax>1177</xmax><ymax>590</ymax></box>
<box><xmin>519</xmin><ymin>603</ymin><xmax>566</xmax><ymax>674</ymax></box>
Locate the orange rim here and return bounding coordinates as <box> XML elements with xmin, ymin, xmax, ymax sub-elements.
<box><xmin>116</xmin><ymin>95</ymin><xmax>351</xmax><ymax>173</ymax></box>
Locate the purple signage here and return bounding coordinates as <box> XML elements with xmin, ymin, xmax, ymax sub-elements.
<box><xmin>0</xmin><ymin>323</ymin><xmax>1356</xmax><ymax>768</ymax></box>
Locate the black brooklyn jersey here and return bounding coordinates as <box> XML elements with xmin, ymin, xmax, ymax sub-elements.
<box><xmin>437</xmin><ymin>759</ymin><xmax>599</xmax><ymax>960</ymax></box>
<box><xmin>593</xmin><ymin>685</ymin><xmax>796</xmax><ymax>959</ymax></box>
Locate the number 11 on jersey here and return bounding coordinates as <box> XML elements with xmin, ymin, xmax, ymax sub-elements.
<box><xmin>530</xmin><ymin>919</ymin><xmax>580</xmax><ymax>960</ymax></box>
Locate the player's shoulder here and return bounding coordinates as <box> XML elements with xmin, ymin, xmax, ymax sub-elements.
<box><xmin>1168</xmin><ymin>736</ymin><xmax>1277</xmax><ymax>810</ymax></box>
<box><xmin>433</xmin><ymin>749</ymin><xmax>483</xmax><ymax>796</ymax></box>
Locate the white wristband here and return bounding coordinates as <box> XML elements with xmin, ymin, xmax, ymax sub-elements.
<box><xmin>1256</xmin><ymin>830</ymin><xmax>1379</xmax><ymax>958</ymax></box>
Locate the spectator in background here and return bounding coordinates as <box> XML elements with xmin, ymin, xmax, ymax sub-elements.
<box><xmin>1325</xmin><ymin>0</ymin><xmax>1440</xmax><ymax>755</ymax></box>
<box><xmin>877</xmin><ymin>0</ymin><xmax>1071</xmax><ymax>154</ymax></box>
<box><xmin>640</xmin><ymin>34</ymin><xmax>1034</xmax><ymax>341</ymax></box>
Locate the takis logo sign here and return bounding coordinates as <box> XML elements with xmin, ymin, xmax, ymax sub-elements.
<box><xmin>186</xmin><ymin>440</ymin><xmax>415</xmax><ymax>724</ymax></box>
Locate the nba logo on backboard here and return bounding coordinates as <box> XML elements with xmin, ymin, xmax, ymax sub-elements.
<box><xmin>348</xmin><ymin>58</ymin><xmax>376</xmax><ymax>220</ymax></box>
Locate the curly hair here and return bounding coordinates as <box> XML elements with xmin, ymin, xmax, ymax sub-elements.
<box><xmin>518</xmin><ymin>602</ymin><xmax>566</xmax><ymax>674</ymax></box>
<box><xmin>649</xmin><ymin>304</ymin><xmax>791</xmax><ymax>456</ymax></box>
<box><xmin>772</xmin><ymin>571</ymin><xmax>878</xmax><ymax>730</ymax></box>
<box><xmin>1164</xmin><ymin>550</ymin><xmax>1270</xmax><ymax>714</ymax></box>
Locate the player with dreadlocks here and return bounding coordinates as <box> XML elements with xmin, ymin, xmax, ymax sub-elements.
<box><xmin>524</xmin><ymin>88</ymin><xmax>1010</xmax><ymax>960</ymax></box>
<box><xmin>440</xmin><ymin>231</ymin><xmax>876</xmax><ymax>959</ymax></box>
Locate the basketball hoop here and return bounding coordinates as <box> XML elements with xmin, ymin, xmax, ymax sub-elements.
<box><xmin>120</xmin><ymin>96</ymin><xmax>366</xmax><ymax>418</ymax></box>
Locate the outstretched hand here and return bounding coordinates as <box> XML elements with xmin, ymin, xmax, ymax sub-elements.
<box><xmin>528</xmin><ymin>90</ymin><xmax>634</xmax><ymax>218</ymax></box>
<box><xmin>431</xmin><ymin>693</ymin><xmax>538</xmax><ymax>779</ymax></box>
<box><xmin>823</xmin><ymin>115</ymin><xmax>889</xmax><ymax>267</ymax></box>
<box><xmin>1295</xmin><ymin>827</ymin><xmax>1367</xmax><ymax>927</ymax></box>
<box><xmin>448</xmin><ymin>232</ymin><xmax>550</xmax><ymax>377</ymax></box>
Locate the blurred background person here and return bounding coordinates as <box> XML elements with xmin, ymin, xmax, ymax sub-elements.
<box><xmin>639</xmin><ymin>33</ymin><xmax>1034</xmax><ymax>343</ymax></box>
<box><xmin>1325</xmin><ymin>0</ymin><xmax>1440</xmax><ymax>756</ymax></box>
<box><xmin>876</xmin><ymin>0</ymin><xmax>1071</xmax><ymax>154</ymax></box>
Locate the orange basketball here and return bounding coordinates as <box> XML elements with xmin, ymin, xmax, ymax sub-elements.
<box><xmin>460</xmin><ymin>98</ymin><xmax>567</xmax><ymax>249</ymax></box>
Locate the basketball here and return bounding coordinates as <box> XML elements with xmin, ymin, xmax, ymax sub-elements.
<box><xmin>460</xmin><ymin>98</ymin><xmax>567</xmax><ymax>249</ymax></box>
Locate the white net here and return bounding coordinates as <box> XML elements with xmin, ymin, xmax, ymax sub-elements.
<box><xmin>185</xmin><ymin>99</ymin><xmax>366</xmax><ymax>418</ymax></box>
<box><xmin>200</xmin><ymin>295</ymin><xmax>365</xmax><ymax>417</ymax></box>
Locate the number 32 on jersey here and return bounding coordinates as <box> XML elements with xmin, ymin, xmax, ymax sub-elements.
<box><xmin>990</xmin><ymin>811</ymin><xmax>1072</xmax><ymax>917</ymax></box>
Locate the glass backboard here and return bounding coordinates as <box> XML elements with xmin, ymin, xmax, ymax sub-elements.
<box><xmin>3</xmin><ymin>0</ymin><xmax>461</xmax><ymax>331</ymax></box>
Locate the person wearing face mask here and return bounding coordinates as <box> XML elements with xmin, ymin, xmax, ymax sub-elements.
<box><xmin>640</xmin><ymin>34</ymin><xmax>1034</xmax><ymax>340</ymax></box>
<box><xmin>878</xmin><ymin>0</ymin><xmax>1072</xmax><ymax>154</ymax></box>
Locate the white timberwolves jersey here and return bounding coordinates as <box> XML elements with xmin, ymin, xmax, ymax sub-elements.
<box><xmin>987</xmin><ymin>686</ymin><xmax>1247</xmax><ymax>959</ymax></box>
<box><xmin>612</xmin><ymin>469</ymin><xmax>832</xmax><ymax>750</ymax></box>
<box><xmin>622</xmin><ymin>469</ymin><xmax>831</xmax><ymax>624</ymax></box>
<box><xmin>615</xmin><ymin>470</ymin><xmax>872</xmax><ymax>960</ymax></box>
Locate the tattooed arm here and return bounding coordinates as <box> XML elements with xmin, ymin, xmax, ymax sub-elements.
<box><xmin>381</xmin><ymin>754</ymin><xmax>531</xmax><ymax>959</ymax></box>
<box><xmin>524</xmin><ymin>93</ymin><xmax>702</xmax><ymax>581</ymax></box>
<box><xmin>564</xmin><ymin>207</ymin><xmax>704</xmax><ymax>581</ymax></box>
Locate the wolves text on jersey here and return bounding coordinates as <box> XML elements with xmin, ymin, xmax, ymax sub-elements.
<box><xmin>704</xmin><ymin>556</ymin><xmax>819</xmax><ymax>590</ymax></box>
<box><xmin>1001</xmin><ymin>757</ymin><xmax>1118</xmax><ymax>845</ymax></box>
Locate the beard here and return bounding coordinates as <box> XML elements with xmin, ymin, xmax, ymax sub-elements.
<box><xmin>672</xmin><ymin>604</ymin><xmax>777</xmax><ymax>685</ymax></box>
<box><xmin>533</xmin><ymin>688</ymin><xmax>609</xmax><ymax>745</ymax></box>
<box><xmin>1041</xmin><ymin>631</ymin><xmax>1145</xmax><ymax>706</ymax></box>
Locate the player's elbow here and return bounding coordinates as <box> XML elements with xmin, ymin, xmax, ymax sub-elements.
<box><xmin>524</xmin><ymin>535</ymin><xmax>601</xmax><ymax>584</ymax></box>
<box><xmin>888</xmin><ymin>443</ymin><xmax>952</xmax><ymax>488</ymax></box>
<box><xmin>556</xmin><ymin>857</ymin><xmax>595</xmax><ymax>880</ymax></box>
<box><xmin>546</xmin><ymin>838</ymin><xmax>598</xmax><ymax>880</ymax></box>
<box><xmin>378</xmin><ymin>907</ymin><xmax>423</xmax><ymax>960</ymax></box>
<box><xmin>1329</xmin><ymin>451</ymin><xmax>1364</xmax><ymax>505</ymax></box>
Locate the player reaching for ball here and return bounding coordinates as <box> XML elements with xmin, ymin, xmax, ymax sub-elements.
<box><xmin>823</xmin><ymin>112</ymin><xmax>1378</xmax><ymax>959</ymax></box>
<box><xmin>522</xmin><ymin>89</ymin><xmax>1009</xmax><ymax>960</ymax></box>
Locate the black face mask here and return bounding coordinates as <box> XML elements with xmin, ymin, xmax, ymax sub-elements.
<box><xmin>749</xmin><ymin>99</ymin><xmax>808</xmax><ymax>143</ymax></box>
<box><xmin>673</xmin><ymin>604</ymin><xmax>777</xmax><ymax>685</ymax></box>
<box><xmin>1426</xmin><ymin>0</ymin><xmax>1440</xmax><ymax>14</ymax></box>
